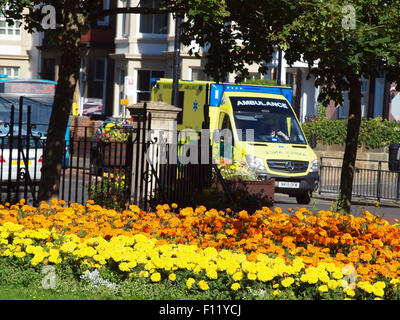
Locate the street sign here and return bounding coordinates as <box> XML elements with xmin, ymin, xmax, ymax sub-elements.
<box><xmin>120</xmin><ymin>99</ymin><xmax>129</xmax><ymax>105</ymax></box>
<box><xmin>124</xmin><ymin>76</ymin><xmax>135</xmax><ymax>96</ymax></box>
<box><xmin>391</xmin><ymin>92</ymin><xmax>400</xmax><ymax>121</ymax></box>
<box><xmin>82</xmin><ymin>98</ymin><xmax>103</xmax><ymax>115</ymax></box>
<box><xmin>72</xmin><ymin>102</ymin><xmax>79</xmax><ymax>116</ymax></box>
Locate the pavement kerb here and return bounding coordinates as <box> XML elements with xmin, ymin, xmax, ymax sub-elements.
<box><xmin>311</xmin><ymin>192</ymin><xmax>400</xmax><ymax>208</ymax></box>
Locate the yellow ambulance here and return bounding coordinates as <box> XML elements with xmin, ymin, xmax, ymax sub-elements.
<box><xmin>151</xmin><ymin>78</ymin><xmax>319</xmax><ymax>204</ymax></box>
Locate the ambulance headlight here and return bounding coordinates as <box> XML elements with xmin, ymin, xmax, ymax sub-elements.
<box><xmin>246</xmin><ymin>155</ymin><xmax>266</xmax><ymax>172</ymax></box>
<box><xmin>309</xmin><ymin>159</ymin><xmax>319</xmax><ymax>173</ymax></box>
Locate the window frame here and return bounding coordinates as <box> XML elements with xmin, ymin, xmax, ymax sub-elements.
<box><xmin>92</xmin><ymin>58</ymin><xmax>107</xmax><ymax>114</ymax></box>
<box><xmin>97</xmin><ymin>0</ymin><xmax>110</xmax><ymax>26</ymax></box>
<box><xmin>138</xmin><ymin>0</ymin><xmax>169</xmax><ymax>36</ymax></box>
<box><xmin>0</xmin><ymin>14</ymin><xmax>22</xmax><ymax>40</ymax></box>
<box><xmin>136</xmin><ymin>69</ymin><xmax>165</xmax><ymax>103</ymax></box>
<box><xmin>0</xmin><ymin>66</ymin><xmax>20</xmax><ymax>78</ymax></box>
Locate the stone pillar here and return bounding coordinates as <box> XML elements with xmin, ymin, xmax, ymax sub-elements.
<box><xmin>126</xmin><ymin>101</ymin><xmax>182</xmax><ymax>208</ymax></box>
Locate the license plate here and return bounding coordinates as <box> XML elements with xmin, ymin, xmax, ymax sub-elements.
<box><xmin>276</xmin><ymin>181</ymin><xmax>300</xmax><ymax>188</ymax></box>
<box><xmin>12</xmin><ymin>160</ymin><xmax>33</xmax><ymax>165</ymax></box>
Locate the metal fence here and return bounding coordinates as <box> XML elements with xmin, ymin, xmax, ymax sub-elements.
<box><xmin>0</xmin><ymin>103</ymin><xmax>44</xmax><ymax>204</ymax></box>
<box><xmin>319</xmin><ymin>156</ymin><xmax>400</xmax><ymax>201</ymax></box>
<box><xmin>1</xmin><ymin>104</ymin><xmax>216</xmax><ymax>210</ymax></box>
<box><xmin>64</xmin><ymin>124</ymin><xmax>215</xmax><ymax>210</ymax></box>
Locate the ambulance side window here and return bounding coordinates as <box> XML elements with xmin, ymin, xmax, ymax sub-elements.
<box><xmin>219</xmin><ymin>112</ymin><xmax>232</xmax><ymax>130</ymax></box>
<box><xmin>219</xmin><ymin>112</ymin><xmax>234</xmax><ymax>141</ymax></box>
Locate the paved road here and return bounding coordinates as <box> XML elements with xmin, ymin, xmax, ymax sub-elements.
<box><xmin>272</xmin><ymin>192</ymin><xmax>400</xmax><ymax>223</ymax></box>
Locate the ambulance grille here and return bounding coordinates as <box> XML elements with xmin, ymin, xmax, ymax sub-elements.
<box><xmin>267</xmin><ymin>160</ymin><xmax>309</xmax><ymax>173</ymax></box>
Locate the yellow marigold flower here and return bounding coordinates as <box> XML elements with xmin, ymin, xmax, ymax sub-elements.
<box><xmin>150</xmin><ymin>272</ymin><xmax>161</xmax><ymax>282</ymax></box>
<box><xmin>281</xmin><ymin>277</ymin><xmax>295</xmax><ymax>288</ymax></box>
<box><xmin>318</xmin><ymin>273</ymin><xmax>330</xmax><ymax>283</ymax></box>
<box><xmin>332</xmin><ymin>271</ymin><xmax>343</xmax><ymax>280</ymax></box>
<box><xmin>373</xmin><ymin>288</ymin><xmax>384</xmax><ymax>297</ymax></box>
<box><xmin>168</xmin><ymin>273</ymin><xmax>176</xmax><ymax>281</ymax></box>
<box><xmin>119</xmin><ymin>262</ymin><xmax>131</xmax><ymax>272</ymax></box>
<box><xmin>307</xmin><ymin>274</ymin><xmax>319</xmax><ymax>284</ymax></box>
<box><xmin>232</xmin><ymin>271</ymin><xmax>243</xmax><ymax>282</ymax></box>
<box><xmin>206</xmin><ymin>268</ymin><xmax>218</xmax><ymax>280</ymax></box>
<box><xmin>171</xmin><ymin>203</ymin><xmax>178</xmax><ymax>209</ymax></box>
<box><xmin>231</xmin><ymin>283</ymin><xmax>240</xmax><ymax>291</ymax></box>
<box><xmin>0</xmin><ymin>231</ymin><xmax>9</xmax><ymax>239</ymax></box>
<box><xmin>198</xmin><ymin>280</ymin><xmax>209</xmax><ymax>291</ymax></box>
<box><xmin>139</xmin><ymin>271</ymin><xmax>149</xmax><ymax>278</ymax></box>
<box><xmin>344</xmin><ymin>288</ymin><xmax>355</xmax><ymax>297</ymax></box>
<box><xmin>39</xmin><ymin>202</ymin><xmax>50</xmax><ymax>210</ymax></box>
<box><xmin>247</xmin><ymin>273</ymin><xmax>257</xmax><ymax>281</ymax></box>
<box><xmin>318</xmin><ymin>285</ymin><xmax>329</xmax><ymax>293</ymax></box>
<box><xmin>186</xmin><ymin>277</ymin><xmax>195</xmax><ymax>289</ymax></box>
<box><xmin>31</xmin><ymin>254</ymin><xmax>45</xmax><ymax>266</ymax></box>
<box><xmin>327</xmin><ymin>279</ymin><xmax>338</xmax><ymax>290</ymax></box>
<box><xmin>14</xmin><ymin>251</ymin><xmax>26</xmax><ymax>258</ymax></box>
<box><xmin>374</xmin><ymin>281</ymin><xmax>386</xmax><ymax>289</ymax></box>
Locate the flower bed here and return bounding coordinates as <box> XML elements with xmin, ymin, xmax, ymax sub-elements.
<box><xmin>0</xmin><ymin>199</ymin><xmax>400</xmax><ymax>299</ymax></box>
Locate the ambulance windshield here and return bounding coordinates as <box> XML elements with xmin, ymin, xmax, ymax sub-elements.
<box><xmin>230</xmin><ymin>97</ymin><xmax>307</xmax><ymax>144</ymax></box>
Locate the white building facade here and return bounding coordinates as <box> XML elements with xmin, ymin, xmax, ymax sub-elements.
<box><xmin>264</xmin><ymin>50</ymin><xmax>320</xmax><ymax>123</ymax></box>
<box><xmin>110</xmin><ymin>1</ymin><xmax>319</xmax><ymax>122</ymax></box>
<box><xmin>0</xmin><ymin>9</ymin><xmax>41</xmax><ymax>80</ymax></box>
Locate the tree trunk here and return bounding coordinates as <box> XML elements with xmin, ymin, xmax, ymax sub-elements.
<box><xmin>335</xmin><ymin>74</ymin><xmax>362</xmax><ymax>214</ymax></box>
<box><xmin>38</xmin><ymin>0</ymin><xmax>84</xmax><ymax>202</ymax></box>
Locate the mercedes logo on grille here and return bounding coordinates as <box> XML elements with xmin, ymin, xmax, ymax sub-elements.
<box><xmin>285</xmin><ymin>161</ymin><xmax>295</xmax><ymax>171</ymax></box>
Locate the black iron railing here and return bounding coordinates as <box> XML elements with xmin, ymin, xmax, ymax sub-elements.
<box><xmin>319</xmin><ymin>156</ymin><xmax>400</xmax><ymax>201</ymax></box>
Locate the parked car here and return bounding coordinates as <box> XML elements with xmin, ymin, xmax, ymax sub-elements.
<box><xmin>0</xmin><ymin>131</ymin><xmax>44</xmax><ymax>184</ymax></box>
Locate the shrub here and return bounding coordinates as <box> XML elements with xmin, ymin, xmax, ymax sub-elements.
<box><xmin>302</xmin><ymin>117</ymin><xmax>400</xmax><ymax>149</ymax></box>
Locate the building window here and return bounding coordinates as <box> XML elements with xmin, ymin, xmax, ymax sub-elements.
<box><xmin>97</xmin><ymin>0</ymin><xmax>110</xmax><ymax>26</ymax></box>
<box><xmin>338</xmin><ymin>91</ymin><xmax>349</xmax><ymax>119</ymax></box>
<box><xmin>40</xmin><ymin>58</ymin><xmax>56</xmax><ymax>81</ymax></box>
<box><xmin>191</xmin><ymin>68</ymin><xmax>210</xmax><ymax>81</ymax></box>
<box><xmin>0</xmin><ymin>66</ymin><xmax>19</xmax><ymax>78</ymax></box>
<box><xmin>137</xmin><ymin>70</ymin><xmax>164</xmax><ymax>102</ymax></box>
<box><xmin>93</xmin><ymin>58</ymin><xmax>107</xmax><ymax>101</ymax></box>
<box><xmin>139</xmin><ymin>0</ymin><xmax>168</xmax><ymax>34</ymax></box>
<box><xmin>0</xmin><ymin>14</ymin><xmax>21</xmax><ymax>39</ymax></box>
<box><xmin>120</xmin><ymin>0</ymin><xmax>130</xmax><ymax>37</ymax></box>
<box><xmin>338</xmin><ymin>78</ymin><xmax>368</xmax><ymax>119</ymax></box>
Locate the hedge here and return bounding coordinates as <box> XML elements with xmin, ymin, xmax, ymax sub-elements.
<box><xmin>301</xmin><ymin>117</ymin><xmax>400</xmax><ymax>150</ymax></box>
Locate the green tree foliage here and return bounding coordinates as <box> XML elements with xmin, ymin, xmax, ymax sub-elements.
<box><xmin>181</xmin><ymin>0</ymin><xmax>400</xmax><ymax>213</ymax></box>
<box><xmin>2</xmin><ymin>0</ymin><xmax>400</xmax><ymax>214</ymax></box>
<box><xmin>0</xmin><ymin>0</ymin><xmax>188</xmax><ymax>201</ymax></box>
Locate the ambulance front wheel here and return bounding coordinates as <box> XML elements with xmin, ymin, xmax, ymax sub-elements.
<box><xmin>296</xmin><ymin>193</ymin><xmax>311</xmax><ymax>205</ymax></box>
